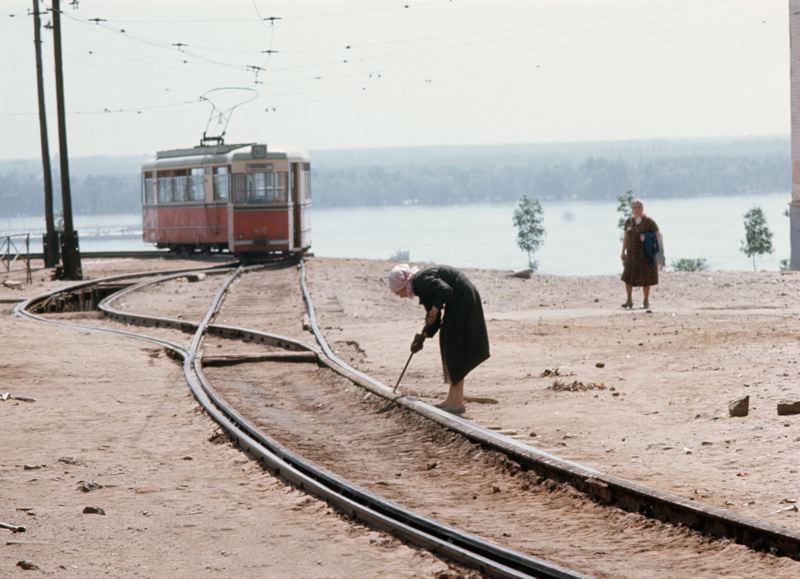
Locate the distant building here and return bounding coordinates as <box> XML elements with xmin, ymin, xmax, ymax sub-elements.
<box><xmin>791</xmin><ymin>0</ymin><xmax>800</xmax><ymax>268</ymax></box>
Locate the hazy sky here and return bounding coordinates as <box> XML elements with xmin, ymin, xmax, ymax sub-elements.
<box><xmin>0</xmin><ymin>0</ymin><xmax>790</xmax><ymax>159</ymax></box>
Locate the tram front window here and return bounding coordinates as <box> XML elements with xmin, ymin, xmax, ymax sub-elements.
<box><xmin>304</xmin><ymin>168</ymin><xmax>312</xmax><ymax>201</ymax></box>
<box><xmin>246</xmin><ymin>172</ymin><xmax>275</xmax><ymax>203</ymax></box>
<box><xmin>274</xmin><ymin>172</ymin><xmax>288</xmax><ymax>202</ymax></box>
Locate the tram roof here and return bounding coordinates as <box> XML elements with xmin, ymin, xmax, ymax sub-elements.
<box><xmin>143</xmin><ymin>143</ymin><xmax>309</xmax><ymax>169</ymax></box>
<box><xmin>156</xmin><ymin>143</ymin><xmax>248</xmax><ymax>159</ymax></box>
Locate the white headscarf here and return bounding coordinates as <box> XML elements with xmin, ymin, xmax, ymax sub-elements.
<box><xmin>388</xmin><ymin>264</ymin><xmax>418</xmax><ymax>295</ymax></box>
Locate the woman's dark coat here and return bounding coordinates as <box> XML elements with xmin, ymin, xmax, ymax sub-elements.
<box><xmin>413</xmin><ymin>265</ymin><xmax>490</xmax><ymax>384</ymax></box>
<box><xmin>621</xmin><ymin>216</ymin><xmax>659</xmax><ymax>287</ymax></box>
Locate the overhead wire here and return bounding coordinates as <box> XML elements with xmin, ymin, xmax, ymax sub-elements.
<box><xmin>61</xmin><ymin>10</ymin><xmax>255</xmax><ymax>74</ymax></box>
<box><xmin>0</xmin><ymin>0</ymin><xmax>784</xmax><ymax>124</ymax></box>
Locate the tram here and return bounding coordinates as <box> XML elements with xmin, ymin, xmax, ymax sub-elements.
<box><xmin>142</xmin><ymin>142</ymin><xmax>311</xmax><ymax>255</ymax></box>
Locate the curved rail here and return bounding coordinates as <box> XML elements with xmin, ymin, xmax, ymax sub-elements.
<box><xmin>297</xmin><ymin>261</ymin><xmax>800</xmax><ymax>561</ymax></box>
<box><xmin>186</xmin><ymin>267</ymin><xmax>580</xmax><ymax>579</ymax></box>
<box><xmin>14</xmin><ymin>260</ymin><xmax>800</xmax><ymax>570</ymax></box>
<box><xmin>67</xmin><ymin>258</ymin><xmax>800</xmax><ymax>562</ymax></box>
<box><xmin>16</xmin><ymin>265</ymin><xmax>581</xmax><ymax>579</ymax></box>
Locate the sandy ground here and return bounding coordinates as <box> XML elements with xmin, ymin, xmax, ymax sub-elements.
<box><xmin>304</xmin><ymin>258</ymin><xmax>800</xmax><ymax>534</ymax></box>
<box><xmin>2</xmin><ymin>255</ymin><xmax>800</xmax><ymax>577</ymax></box>
<box><xmin>0</xmin><ymin>259</ymin><xmax>457</xmax><ymax>578</ymax></box>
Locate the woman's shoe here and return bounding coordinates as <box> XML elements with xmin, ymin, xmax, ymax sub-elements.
<box><xmin>642</xmin><ymin>301</ymin><xmax>650</xmax><ymax>309</ymax></box>
<box><xmin>621</xmin><ymin>301</ymin><xmax>633</xmax><ymax>309</ymax></box>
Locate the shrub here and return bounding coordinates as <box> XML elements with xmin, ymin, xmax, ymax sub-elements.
<box><xmin>670</xmin><ymin>258</ymin><xmax>709</xmax><ymax>272</ymax></box>
<box><xmin>741</xmin><ymin>206</ymin><xmax>773</xmax><ymax>270</ymax></box>
<box><xmin>512</xmin><ymin>195</ymin><xmax>545</xmax><ymax>270</ymax></box>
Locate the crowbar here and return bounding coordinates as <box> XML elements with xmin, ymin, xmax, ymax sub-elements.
<box><xmin>393</xmin><ymin>351</ymin><xmax>415</xmax><ymax>393</ymax></box>
<box><xmin>393</xmin><ymin>327</ymin><xmax>426</xmax><ymax>393</ymax></box>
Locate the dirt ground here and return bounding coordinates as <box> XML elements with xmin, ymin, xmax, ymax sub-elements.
<box><xmin>0</xmin><ymin>258</ymin><xmax>457</xmax><ymax>578</ymax></box>
<box><xmin>2</xmin><ymin>256</ymin><xmax>799</xmax><ymax>577</ymax></box>
<box><xmin>305</xmin><ymin>258</ymin><xmax>800</xmax><ymax>534</ymax></box>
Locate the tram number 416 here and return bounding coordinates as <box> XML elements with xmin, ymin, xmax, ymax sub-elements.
<box><xmin>253</xmin><ymin>225</ymin><xmax>268</xmax><ymax>235</ymax></box>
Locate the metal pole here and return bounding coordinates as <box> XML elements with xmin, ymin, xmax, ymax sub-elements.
<box><xmin>26</xmin><ymin>234</ymin><xmax>32</xmax><ymax>284</ymax></box>
<box><xmin>32</xmin><ymin>0</ymin><xmax>59</xmax><ymax>268</ymax></box>
<box><xmin>393</xmin><ymin>351</ymin><xmax>414</xmax><ymax>393</ymax></box>
<box><xmin>51</xmin><ymin>0</ymin><xmax>82</xmax><ymax>279</ymax></box>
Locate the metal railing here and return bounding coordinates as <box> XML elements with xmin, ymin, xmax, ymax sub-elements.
<box><xmin>1</xmin><ymin>233</ymin><xmax>32</xmax><ymax>283</ymax></box>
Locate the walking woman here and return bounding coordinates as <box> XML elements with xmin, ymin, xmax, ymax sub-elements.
<box><xmin>388</xmin><ymin>264</ymin><xmax>490</xmax><ymax>415</ymax></box>
<box><xmin>620</xmin><ymin>199</ymin><xmax>661</xmax><ymax>309</ymax></box>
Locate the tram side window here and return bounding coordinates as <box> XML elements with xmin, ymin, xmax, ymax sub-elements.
<box><xmin>157</xmin><ymin>175</ymin><xmax>173</xmax><ymax>203</ymax></box>
<box><xmin>213</xmin><ymin>166</ymin><xmax>229</xmax><ymax>201</ymax></box>
<box><xmin>143</xmin><ymin>174</ymin><xmax>155</xmax><ymax>204</ymax></box>
<box><xmin>173</xmin><ymin>175</ymin><xmax>188</xmax><ymax>202</ymax></box>
<box><xmin>189</xmin><ymin>167</ymin><xmax>204</xmax><ymax>202</ymax></box>
<box><xmin>231</xmin><ymin>174</ymin><xmax>247</xmax><ymax>203</ymax></box>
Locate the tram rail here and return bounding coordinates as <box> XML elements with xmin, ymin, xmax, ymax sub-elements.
<box><xmin>15</xmin><ymin>263</ymin><xmax>579</xmax><ymax>578</ymax></box>
<box><xmin>11</xmin><ymin>259</ymin><xmax>800</xmax><ymax>576</ymax></box>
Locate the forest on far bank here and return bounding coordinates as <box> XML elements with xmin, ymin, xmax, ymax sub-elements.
<box><xmin>0</xmin><ymin>136</ymin><xmax>789</xmax><ymax>217</ymax></box>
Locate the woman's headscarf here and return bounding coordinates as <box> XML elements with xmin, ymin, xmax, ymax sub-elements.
<box><xmin>388</xmin><ymin>264</ymin><xmax>418</xmax><ymax>295</ymax></box>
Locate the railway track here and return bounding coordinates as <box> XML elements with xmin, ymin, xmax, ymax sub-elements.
<box><xmin>13</xmin><ymin>260</ymin><xmax>800</xmax><ymax>577</ymax></box>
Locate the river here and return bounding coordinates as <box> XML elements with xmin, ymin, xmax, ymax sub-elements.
<box><xmin>1</xmin><ymin>193</ymin><xmax>791</xmax><ymax>275</ymax></box>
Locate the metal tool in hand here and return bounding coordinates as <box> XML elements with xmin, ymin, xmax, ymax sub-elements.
<box><xmin>393</xmin><ymin>328</ymin><xmax>426</xmax><ymax>393</ymax></box>
<box><xmin>393</xmin><ymin>351</ymin><xmax>414</xmax><ymax>393</ymax></box>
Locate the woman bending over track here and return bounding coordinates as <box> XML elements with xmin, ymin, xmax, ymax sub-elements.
<box><xmin>388</xmin><ymin>264</ymin><xmax>490</xmax><ymax>415</ymax></box>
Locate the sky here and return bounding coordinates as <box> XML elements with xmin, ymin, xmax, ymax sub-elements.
<box><xmin>0</xmin><ymin>0</ymin><xmax>791</xmax><ymax>159</ymax></box>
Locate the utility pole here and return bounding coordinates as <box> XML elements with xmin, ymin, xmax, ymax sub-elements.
<box><xmin>32</xmin><ymin>0</ymin><xmax>59</xmax><ymax>268</ymax></box>
<box><xmin>791</xmin><ymin>0</ymin><xmax>800</xmax><ymax>270</ymax></box>
<box><xmin>51</xmin><ymin>0</ymin><xmax>82</xmax><ymax>279</ymax></box>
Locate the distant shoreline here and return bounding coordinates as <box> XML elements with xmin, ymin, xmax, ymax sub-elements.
<box><xmin>0</xmin><ymin>135</ymin><xmax>790</xmax><ymax>215</ymax></box>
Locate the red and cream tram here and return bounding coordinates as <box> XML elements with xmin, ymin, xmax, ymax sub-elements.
<box><xmin>142</xmin><ymin>142</ymin><xmax>311</xmax><ymax>255</ymax></box>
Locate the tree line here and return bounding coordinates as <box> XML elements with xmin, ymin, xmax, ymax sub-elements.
<box><xmin>0</xmin><ymin>171</ymin><xmax>141</xmax><ymax>216</ymax></box>
<box><xmin>0</xmin><ymin>137</ymin><xmax>789</xmax><ymax>217</ymax></box>
<box><xmin>312</xmin><ymin>146</ymin><xmax>788</xmax><ymax>206</ymax></box>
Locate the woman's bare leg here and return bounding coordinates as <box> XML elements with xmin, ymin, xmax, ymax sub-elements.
<box><xmin>622</xmin><ymin>284</ymin><xmax>633</xmax><ymax>307</ymax></box>
<box><xmin>437</xmin><ymin>379</ymin><xmax>465</xmax><ymax>415</ymax></box>
<box><xmin>642</xmin><ymin>285</ymin><xmax>651</xmax><ymax>308</ymax></box>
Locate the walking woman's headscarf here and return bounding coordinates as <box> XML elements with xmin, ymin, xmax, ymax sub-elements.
<box><xmin>388</xmin><ymin>264</ymin><xmax>418</xmax><ymax>295</ymax></box>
